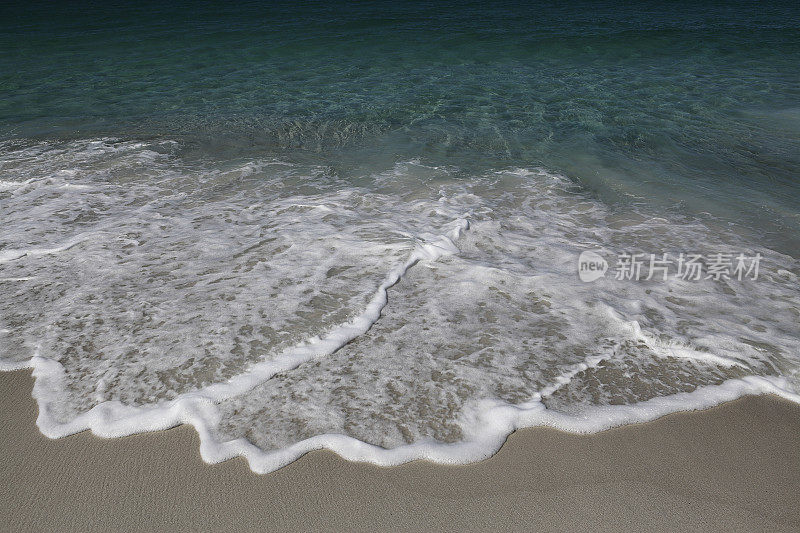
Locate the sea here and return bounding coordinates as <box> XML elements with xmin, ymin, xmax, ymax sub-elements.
<box><xmin>1</xmin><ymin>0</ymin><xmax>799</xmax><ymax>472</ymax></box>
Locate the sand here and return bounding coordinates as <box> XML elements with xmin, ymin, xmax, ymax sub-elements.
<box><xmin>1</xmin><ymin>369</ymin><xmax>799</xmax><ymax>532</ymax></box>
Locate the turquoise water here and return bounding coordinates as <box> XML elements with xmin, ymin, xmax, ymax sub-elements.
<box><xmin>1</xmin><ymin>2</ymin><xmax>799</xmax><ymax>471</ymax></box>
<box><xmin>3</xmin><ymin>1</ymin><xmax>799</xmax><ymax>250</ymax></box>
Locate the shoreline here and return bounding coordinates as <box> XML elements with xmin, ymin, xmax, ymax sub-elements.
<box><xmin>2</xmin><ymin>369</ymin><xmax>799</xmax><ymax>532</ymax></box>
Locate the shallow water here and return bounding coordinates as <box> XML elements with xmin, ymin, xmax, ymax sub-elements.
<box><xmin>1</xmin><ymin>1</ymin><xmax>799</xmax><ymax>471</ymax></box>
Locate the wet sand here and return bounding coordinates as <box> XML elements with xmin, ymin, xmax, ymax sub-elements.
<box><xmin>1</xmin><ymin>369</ymin><xmax>799</xmax><ymax>532</ymax></box>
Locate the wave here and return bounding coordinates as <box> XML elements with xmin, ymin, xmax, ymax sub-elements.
<box><xmin>1</xmin><ymin>138</ymin><xmax>798</xmax><ymax>472</ymax></box>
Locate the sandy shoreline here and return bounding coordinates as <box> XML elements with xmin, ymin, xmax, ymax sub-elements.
<box><xmin>1</xmin><ymin>369</ymin><xmax>799</xmax><ymax>532</ymax></box>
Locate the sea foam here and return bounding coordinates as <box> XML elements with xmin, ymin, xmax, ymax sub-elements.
<box><xmin>1</xmin><ymin>139</ymin><xmax>798</xmax><ymax>472</ymax></box>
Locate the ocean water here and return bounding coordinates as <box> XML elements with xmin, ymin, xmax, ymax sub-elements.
<box><xmin>1</xmin><ymin>1</ymin><xmax>799</xmax><ymax>472</ymax></box>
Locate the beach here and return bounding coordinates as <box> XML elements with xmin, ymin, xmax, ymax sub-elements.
<box><xmin>2</xmin><ymin>369</ymin><xmax>798</xmax><ymax>532</ymax></box>
<box><xmin>2</xmin><ymin>2</ymin><xmax>800</xmax><ymax>531</ymax></box>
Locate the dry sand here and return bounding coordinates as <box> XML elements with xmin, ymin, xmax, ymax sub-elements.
<box><xmin>1</xmin><ymin>369</ymin><xmax>799</xmax><ymax>532</ymax></box>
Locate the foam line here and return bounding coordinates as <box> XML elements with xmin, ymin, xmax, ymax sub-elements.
<box><xmin>103</xmin><ymin>375</ymin><xmax>800</xmax><ymax>473</ymax></box>
<box><xmin>9</xmin><ymin>348</ymin><xmax>799</xmax><ymax>473</ymax></box>
<box><xmin>608</xmin><ymin>308</ymin><xmax>750</xmax><ymax>370</ymax></box>
<box><xmin>0</xmin><ymin>234</ymin><xmax>92</xmax><ymax>263</ymax></box>
<box><xmin>2</xmin><ymin>218</ymin><xmax>477</xmax><ymax>456</ymax></box>
<box><xmin>535</xmin><ymin>355</ymin><xmax>608</xmax><ymax>400</ymax></box>
<box><xmin>197</xmin><ymin>217</ymin><xmax>470</xmax><ymax>402</ymax></box>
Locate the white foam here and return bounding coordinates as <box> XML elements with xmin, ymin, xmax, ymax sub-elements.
<box><xmin>0</xmin><ymin>234</ymin><xmax>92</xmax><ymax>263</ymax></box>
<box><xmin>191</xmin><ymin>218</ymin><xmax>469</xmax><ymax>404</ymax></box>
<box><xmin>15</xmin><ymin>350</ymin><xmax>798</xmax><ymax>472</ymax></box>
<box><xmin>1</xmin><ymin>139</ymin><xmax>798</xmax><ymax>474</ymax></box>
